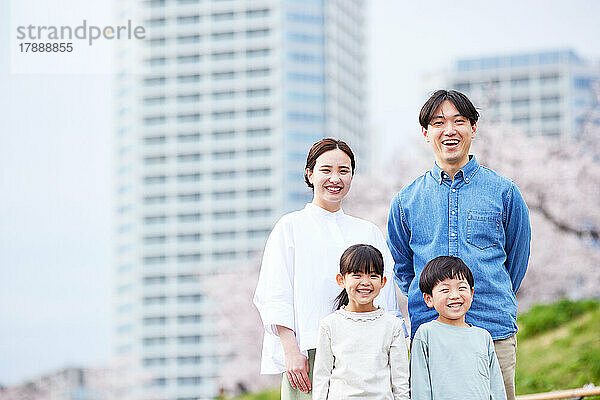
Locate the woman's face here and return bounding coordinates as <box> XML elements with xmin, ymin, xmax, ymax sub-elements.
<box><xmin>306</xmin><ymin>149</ymin><xmax>353</xmax><ymax>212</ymax></box>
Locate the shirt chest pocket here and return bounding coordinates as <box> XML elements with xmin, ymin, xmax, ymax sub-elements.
<box><xmin>466</xmin><ymin>210</ymin><xmax>501</xmax><ymax>250</ymax></box>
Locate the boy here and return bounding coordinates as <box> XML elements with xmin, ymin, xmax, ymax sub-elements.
<box><xmin>410</xmin><ymin>256</ymin><xmax>506</xmax><ymax>399</ymax></box>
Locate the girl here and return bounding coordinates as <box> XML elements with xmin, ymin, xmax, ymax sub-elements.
<box><xmin>253</xmin><ymin>139</ymin><xmax>400</xmax><ymax>400</ymax></box>
<box><xmin>312</xmin><ymin>244</ymin><xmax>409</xmax><ymax>400</ymax></box>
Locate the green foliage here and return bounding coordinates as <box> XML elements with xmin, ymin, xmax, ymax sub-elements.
<box><xmin>516</xmin><ymin>299</ymin><xmax>600</xmax><ymax>396</ymax></box>
<box><xmin>230</xmin><ymin>388</ymin><xmax>280</xmax><ymax>400</ymax></box>
<box><xmin>517</xmin><ymin>298</ymin><xmax>599</xmax><ymax>340</ymax></box>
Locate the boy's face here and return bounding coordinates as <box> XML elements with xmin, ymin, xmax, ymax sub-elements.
<box><xmin>423</xmin><ymin>276</ymin><xmax>474</xmax><ymax>327</ymax></box>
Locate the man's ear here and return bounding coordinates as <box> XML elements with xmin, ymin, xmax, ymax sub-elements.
<box><xmin>305</xmin><ymin>168</ymin><xmax>313</xmax><ymax>184</ymax></box>
<box><xmin>336</xmin><ymin>273</ymin><xmax>345</xmax><ymax>289</ymax></box>
<box><xmin>471</xmin><ymin>121</ymin><xmax>477</xmax><ymax>138</ymax></box>
<box><xmin>423</xmin><ymin>292</ymin><xmax>434</xmax><ymax>308</ymax></box>
<box><xmin>422</xmin><ymin>126</ymin><xmax>430</xmax><ymax>142</ymax></box>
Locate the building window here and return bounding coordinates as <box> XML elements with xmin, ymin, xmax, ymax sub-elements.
<box><xmin>213</xmin><ymin>210</ymin><xmax>237</xmax><ymax>219</ymax></box>
<box><xmin>212</xmin><ymin>12</ymin><xmax>235</xmax><ymax>21</ymax></box>
<box><xmin>247</xmin><ymin>147</ymin><xmax>271</xmax><ymax>156</ymax></box>
<box><xmin>143</xmin><ymin>155</ymin><xmax>167</xmax><ymax>165</ymax></box>
<box><xmin>212</xmin><ymin>190</ymin><xmax>236</xmax><ymax>199</ymax></box>
<box><xmin>178</xmin><ymin>294</ymin><xmax>204</xmax><ymax>303</ymax></box>
<box><xmin>178</xmin><ymin>335</ymin><xmax>202</xmax><ymax>344</ymax></box>
<box><xmin>178</xmin><ymin>314</ymin><xmax>202</xmax><ymax>323</ymax></box>
<box><xmin>177</xmin><ymin>253</ymin><xmax>203</xmax><ymax>262</ymax></box>
<box><xmin>247</xmin><ymin>28</ymin><xmax>270</xmax><ymax>38</ymax></box>
<box><xmin>247</xmin><ymin>208</ymin><xmax>271</xmax><ymax>217</ymax></box>
<box><xmin>177</xmin><ymin>376</ymin><xmax>202</xmax><ymax>386</ymax></box>
<box><xmin>143</xmin><ymin>76</ymin><xmax>166</xmax><ymax>86</ymax></box>
<box><xmin>212</xmin><ymin>51</ymin><xmax>235</xmax><ymax>60</ymax></box>
<box><xmin>247</xmin><ymin>48</ymin><xmax>271</xmax><ymax>58</ymax></box>
<box><xmin>247</xmin><ymin>168</ymin><xmax>271</xmax><ymax>177</ymax></box>
<box><xmin>212</xmin><ymin>251</ymin><xmax>236</xmax><ymax>260</ymax></box>
<box><xmin>177</xmin><ymin>34</ymin><xmax>201</xmax><ymax>43</ymax></box>
<box><xmin>212</xmin><ymin>150</ymin><xmax>236</xmax><ymax>160</ymax></box>
<box><xmin>143</xmin><ymin>115</ymin><xmax>167</xmax><ymax>125</ymax></box>
<box><xmin>177</xmin><ymin>233</ymin><xmax>202</xmax><ymax>242</ymax></box>
<box><xmin>246</xmin><ymin>8</ymin><xmax>269</xmax><ymax>18</ymax></box>
<box><xmin>177</xmin><ymin>356</ymin><xmax>202</xmax><ymax>365</ymax></box>
<box><xmin>247</xmin><ymin>88</ymin><xmax>271</xmax><ymax>97</ymax></box>
<box><xmin>211</xmin><ymin>31</ymin><xmax>235</xmax><ymax>40</ymax></box>
<box><xmin>143</xmin><ymin>194</ymin><xmax>167</xmax><ymax>204</ymax></box>
<box><xmin>143</xmin><ymin>255</ymin><xmax>167</xmax><ymax>264</ymax></box>
<box><xmin>212</xmin><ymin>71</ymin><xmax>236</xmax><ymax>80</ymax></box>
<box><xmin>144</xmin><ymin>175</ymin><xmax>167</xmax><ymax>184</ymax></box>
<box><xmin>177</xmin><ymin>172</ymin><xmax>202</xmax><ymax>182</ymax></box>
<box><xmin>144</xmin><ymin>235</ymin><xmax>167</xmax><ymax>245</ymax></box>
<box><xmin>212</xmin><ymin>129</ymin><xmax>235</xmax><ymax>138</ymax></box>
<box><xmin>178</xmin><ymin>274</ymin><xmax>198</xmax><ymax>283</ymax></box>
<box><xmin>177</xmin><ymin>132</ymin><xmax>201</xmax><ymax>142</ymax></box>
<box><xmin>177</xmin><ymin>152</ymin><xmax>202</xmax><ymax>161</ymax></box>
<box><xmin>213</xmin><ymin>230</ymin><xmax>236</xmax><ymax>239</ymax></box>
<box><xmin>246</xmin><ymin>67</ymin><xmax>270</xmax><ymax>77</ymax></box>
<box><xmin>145</xmin><ymin>17</ymin><xmax>166</xmax><ymax>27</ymax></box>
<box><xmin>247</xmin><ymin>127</ymin><xmax>271</xmax><ymax>137</ymax></box>
<box><xmin>143</xmin><ymin>97</ymin><xmax>167</xmax><ymax>106</ymax></box>
<box><xmin>143</xmin><ymin>316</ymin><xmax>167</xmax><ymax>325</ymax></box>
<box><xmin>143</xmin><ymin>275</ymin><xmax>167</xmax><ymax>285</ymax></box>
<box><xmin>247</xmin><ymin>107</ymin><xmax>271</xmax><ymax>118</ymax></box>
<box><xmin>177</xmin><ymin>212</ymin><xmax>202</xmax><ymax>222</ymax></box>
<box><xmin>177</xmin><ymin>93</ymin><xmax>201</xmax><ymax>103</ymax></box>
<box><xmin>147</xmin><ymin>37</ymin><xmax>166</xmax><ymax>46</ymax></box>
<box><xmin>212</xmin><ymin>110</ymin><xmax>236</xmax><ymax>120</ymax></box>
<box><xmin>143</xmin><ymin>296</ymin><xmax>167</xmax><ymax>305</ymax></box>
<box><xmin>143</xmin><ymin>336</ymin><xmax>167</xmax><ymax>346</ymax></box>
<box><xmin>177</xmin><ymin>192</ymin><xmax>202</xmax><ymax>202</ymax></box>
<box><xmin>212</xmin><ymin>170</ymin><xmax>237</xmax><ymax>179</ymax></box>
<box><xmin>143</xmin><ymin>357</ymin><xmax>167</xmax><ymax>366</ymax></box>
<box><xmin>177</xmin><ymin>73</ymin><xmax>201</xmax><ymax>83</ymax></box>
<box><xmin>212</xmin><ymin>90</ymin><xmax>235</xmax><ymax>99</ymax></box>
<box><xmin>177</xmin><ymin>54</ymin><xmax>201</xmax><ymax>63</ymax></box>
<box><xmin>177</xmin><ymin>15</ymin><xmax>201</xmax><ymax>24</ymax></box>
<box><xmin>247</xmin><ymin>187</ymin><xmax>271</xmax><ymax>197</ymax></box>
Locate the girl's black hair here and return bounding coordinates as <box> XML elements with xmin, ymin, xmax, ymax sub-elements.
<box><xmin>419</xmin><ymin>256</ymin><xmax>474</xmax><ymax>295</ymax></box>
<box><xmin>334</xmin><ymin>244</ymin><xmax>384</xmax><ymax>310</ymax></box>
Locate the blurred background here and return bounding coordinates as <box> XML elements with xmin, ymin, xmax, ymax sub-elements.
<box><xmin>1</xmin><ymin>0</ymin><xmax>599</xmax><ymax>399</ymax></box>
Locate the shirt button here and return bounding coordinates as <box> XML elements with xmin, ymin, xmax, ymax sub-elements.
<box><xmin>451</xmin><ymin>189</ymin><xmax>456</xmax><ymax>192</ymax></box>
<box><xmin>450</xmin><ymin>233</ymin><xmax>456</xmax><ymax>237</ymax></box>
<box><xmin>451</xmin><ymin>211</ymin><xmax>456</xmax><ymax>215</ymax></box>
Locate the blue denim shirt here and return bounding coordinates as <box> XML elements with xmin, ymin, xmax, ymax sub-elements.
<box><xmin>387</xmin><ymin>156</ymin><xmax>531</xmax><ymax>340</ymax></box>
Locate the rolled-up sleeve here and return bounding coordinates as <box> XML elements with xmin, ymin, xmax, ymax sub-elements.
<box><xmin>253</xmin><ymin>219</ymin><xmax>296</xmax><ymax>335</ymax></box>
<box><xmin>387</xmin><ymin>193</ymin><xmax>414</xmax><ymax>296</ymax></box>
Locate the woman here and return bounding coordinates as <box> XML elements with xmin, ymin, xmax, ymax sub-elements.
<box><xmin>253</xmin><ymin>138</ymin><xmax>400</xmax><ymax>399</ymax></box>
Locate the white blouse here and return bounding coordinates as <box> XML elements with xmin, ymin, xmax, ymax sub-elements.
<box><xmin>253</xmin><ymin>203</ymin><xmax>400</xmax><ymax>374</ymax></box>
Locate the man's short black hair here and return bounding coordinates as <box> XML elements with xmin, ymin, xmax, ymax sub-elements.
<box><xmin>419</xmin><ymin>89</ymin><xmax>479</xmax><ymax>129</ymax></box>
<box><xmin>419</xmin><ymin>256</ymin><xmax>474</xmax><ymax>295</ymax></box>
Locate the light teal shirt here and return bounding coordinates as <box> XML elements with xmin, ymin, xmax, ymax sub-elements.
<box><xmin>410</xmin><ymin>320</ymin><xmax>506</xmax><ymax>400</ymax></box>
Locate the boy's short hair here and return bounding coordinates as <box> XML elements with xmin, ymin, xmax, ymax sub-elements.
<box><xmin>419</xmin><ymin>256</ymin><xmax>474</xmax><ymax>295</ymax></box>
<box><xmin>419</xmin><ymin>89</ymin><xmax>479</xmax><ymax>129</ymax></box>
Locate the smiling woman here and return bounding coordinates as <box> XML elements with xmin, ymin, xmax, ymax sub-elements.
<box><xmin>253</xmin><ymin>138</ymin><xmax>400</xmax><ymax>400</ymax></box>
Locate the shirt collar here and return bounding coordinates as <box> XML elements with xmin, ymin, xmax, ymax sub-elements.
<box><xmin>305</xmin><ymin>202</ymin><xmax>345</xmax><ymax>219</ymax></box>
<box><xmin>430</xmin><ymin>155</ymin><xmax>480</xmax><ymax>185</ymax></box>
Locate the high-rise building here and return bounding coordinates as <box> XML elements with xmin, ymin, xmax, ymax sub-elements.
<box><xmin>427</xmin><ymin>49</ymin><xmax>599</xmax><ymax>140</ymax></box>
<box><xmin>113</xmin><ymin>1</ymin><xmax>366</xmax><ymax>399</ymax></box>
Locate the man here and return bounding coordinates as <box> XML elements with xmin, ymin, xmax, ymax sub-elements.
<box><xmin>387</xmin><ymin>89</ymin><xmax>531</xmax><ymax>399</ymax></box>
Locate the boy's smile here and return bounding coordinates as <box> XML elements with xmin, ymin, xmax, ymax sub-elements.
<box><xmin>423</xmin><ymin>276</ymin><xmax>473</xmax><ymax>327</ymax></box>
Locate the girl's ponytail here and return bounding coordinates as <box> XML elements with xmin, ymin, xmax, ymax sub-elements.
<box><xmin>334</xmin><ymin>288</ymin><xmax>349</xmax><ymax>310</ymax></box>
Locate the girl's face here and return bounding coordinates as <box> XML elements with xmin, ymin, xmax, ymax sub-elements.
<box><xmin>306</xmin><ymin>149</ymin><xmax>353</xmax><ymax>212</ymax></box>
<box><xmin>336</xmin><ymin>271</ymin><xmax>386</xmax><ymax>312</ymax></box>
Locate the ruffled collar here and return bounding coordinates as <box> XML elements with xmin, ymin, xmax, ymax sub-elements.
<box><xmin>336</xmin><ymin>307</ymin><xmax>384</xmax><ymax>322</ymax></box>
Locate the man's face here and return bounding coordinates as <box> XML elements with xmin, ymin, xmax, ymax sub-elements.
<box><xmin>422</xmin><ymin>100</ymin><xmax>477</xmax><ymax>173</ymax></box>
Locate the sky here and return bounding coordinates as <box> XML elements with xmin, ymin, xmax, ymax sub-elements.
<box><xmin>1</xmin><ymin>0</ymin><xmax>600</xmax><ymax>386</ymax></box>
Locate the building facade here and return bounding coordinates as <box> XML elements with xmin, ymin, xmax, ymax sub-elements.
<box><xmin>431</xmin><ymin>49</ymin><xmax>599</xmax><ymax>140</ymax></box>
<box><xmin>113</xmin><ymin>1</ymin><xmax>366</xmax><ymax>399</ymax></box>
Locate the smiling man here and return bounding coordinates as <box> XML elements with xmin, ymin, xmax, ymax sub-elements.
<box><xmin>387</xmin><ymin>90</ymin><xmax>531</xmax><ymax>399</ymax></box>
